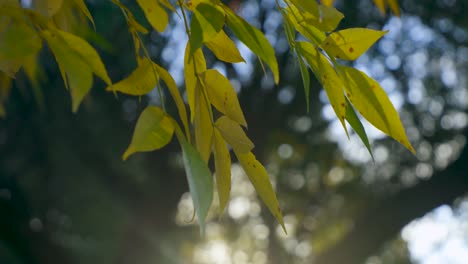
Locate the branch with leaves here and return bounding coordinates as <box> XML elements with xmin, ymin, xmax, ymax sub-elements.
<box><xmin>0</xmin><ymin>0</ymin><xmax>413</xmax><ymax>234</ymax></box>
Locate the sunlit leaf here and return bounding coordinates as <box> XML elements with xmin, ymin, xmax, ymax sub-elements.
<box><xmin>194</xmin><ymin>82</ymin><xmax>214</xmax><ymax>163</ymax></box>
<box><xmin>33</xmin><ymin>0</ymin><xmax>63</xmax><ymax>18</ymax></box>
<box><xmin>224</xmin><ymin>5</ymin><xmax>279</xmax><ymax>84</ymax></box>
<box><xmin>107</xmin><ymin>58</ymin><xmax>157</xmax><ymax>95</ymax></box>
<box><xmin>322</xmin><ymin>28</ymin><xmax>387</xmax><ymax>60</ymax></box>
<box><xmin>213</xmin><ymin>129</ymin><xmax>231</xmax><ymax>215</ymax></box>
<box><xmin>298</xmin><ymin>41</ymin><xmax>347</xmax><ymax>132</ymax></box>
<box><xmin>184</xmin><ymin>43</ymin><xmax>207</xmax><ymax>121</ymax></box>
<box><xmin>289</xmin><ymin>0</ymin><xmax>319</xmax><ymax>16</ymax></box>
<box><xmin>72</xmin><ymin>0</ymin><xmax>96</xmax><ymax>29</ymax></box>
<box><xmin>340</xmin><ymin>66</ymin><xmax>415</xmax><ymax>153</ymax></box>
<box><xmin>285</xmin><ymin>6</ymin><xmax>326</xmax><ymax>44</ymax></box>
<box><xmin>215</xmin><ymin>116</ymin><xmax>254</xmax><ymax>154</ymax></box>
<box><xmin>123</xmin><ymin>106</ymin><xmax>175</xmax><ymax>160</ymax></box>
<box><xmin>201</xmin><ymin>69</ymin><xmax>247</xmax><ymax>127</ymax></box>
<box><xmin>205</xmin><ymin>30</ymin><xmax>245</xmax><ymax>63</ymax></box>
<box><xmin>235</xmin><ymin>151</ymin><xmax>286</xmax><ymax>233</ymax></box>
<box><xmin>345</xmin><ymin>98</ymin><xmax>374</xmax><ymax>160</ymax></box>
<box><xmin>178</xmin><ymin>133</ymin><xmax>213</xmax><ymax>235</ymax></box>
<box><xmin>320</xmin><ymin>0</ymin><xmax>334</xmax><ymax>7</ymax></box>
<box><xmin>137</xmin><ymin>0</ymin><xmax>168</xmax><ymax>32</ymax></box>
<box><xmin>190</xmin><ymin>2</ymin><xmax>225</xmax><ymax>53</ymax></box>
<box><xmin>153</xmin><ymin>64</ymin><xmax>190</xmax><ymax>141</ymax></box>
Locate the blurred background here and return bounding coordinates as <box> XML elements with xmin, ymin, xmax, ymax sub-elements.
<box><xmin>1</xmin><ymin>0</ymin><xmax>468</xmax><ymax>263</ymax></box>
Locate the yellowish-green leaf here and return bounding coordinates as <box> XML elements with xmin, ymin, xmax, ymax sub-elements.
<box><xmin>215</xmin><ymin>116</ymin><xmax>253</xmax><ymax>154</ymax></box>
<box><xmin>340</xmin><ymin>66</ymin><xmax>415</xmax><ymax>153</ymax></box>
<box><xmin>298</xmin><ymin>41</ymin><xmax>347</xmax><ymax>132</ymax></box>
<box><xmin>235</xmin><ymin>151</ymin><xmax>285</xmax><ymax>233</ymax></box>
<box><xmin>0</xmin><ymin>22</ymin><xmax>42</xmax><ymax>62</ymax></box>
<box><xmin>190</xmin><ymin>2</ymin><xmax>225</xmax><ymax>53</ymax></box>
<box><xmin>387</xmin><ymin>0</ymin><xmax>400</xmax><ymax>16</ymax></box>
<box><xmin>57</xmin><ymin>30</ymin><xmax>111</xmax><ymax>85</ymax></box>
<box><xmin>33</xmin><ymin>0</ymin><xmax>63</xmax><ymax>18</ymax></box>
<box><xmin>42</xmin><ymin>30</ymin><xmax>94</xmax><ymax>112</ymax></box>
<box><xmin>107</xmin><ymin>58</ymin><xmax>158</xmax><ymax>95</ymax></box>
<box><xmin>295</xmin><ymin>45</ymin><xmax>311</xmax><ymax>111</ymax></box>
<box><xmin>111</xmin><ymin>0</ymin><xmax>148</xmax><ymax>33</ymax></box>
<box><xmin>137</xmin><ymin>0</ymin><xmax>168</xmax><ymax>32</ymax></box>
<box><xmin>285</xmin><ymin>6</ymin><xmax>326</xmax><ymax>44</ymax></box>
<box><xmin>224</xmin><ymin>5</ymin><xmax>279</xmax><ymax>84</ymax></box>
<box><xmin>159</xmin><ymin>0</ymin><xmax>176</xmax><ymax>12</ymax></box>
<box><xmin>205</xmin><ymin>30</ymin><xmax>245</xmax><ymax>63</ymax></box>
<box><xmin>213</xmin><ymin>129</ymin><xmax>231</xmax><ymax>215</ymax></box>
<box><xmin>153</xmin><ymin>64</ymin><xmax>190</xmax><ymax>141</ymax></box>
<box><xmin>289</xmin><ymin>0</ymin><xmax>319</xmax><ymax>16</ymax></box>
<box><xmin>0</xmin><ymin>59</ymin><xmax>22</xmax><ymax>77</ymax></box>
<box><xmin>322</xmin><ymin>28</ymin><xmax>387</xmax><ymax>60</ymax></box>
<box><xmin>72</xmin><ymin>0</ymin><xmax>96</xmax><ymax>29</ymax></box>
<box><xmin>372</xmin><ymin>0</ymin><xmax>386</xmax><ymax>14</ymax></box>
<box><xmin>123</xmin><ymin>106</ymin><xmax>175</xmax><ymax>160</ymax></box>
<box><xmin>320</xmin><ymin>0</ymin><xmax>334</xmax><ymax>6</ymax></box>
<box><xmin>194</xmin><ymin>83</ymin><xmax>213</xmax><ymax>163</ymax></box>
<box><xmin>184</xmin><ymin>43</ymin><xmax>206</xmax><ymax>121</ymax></box>
<box><xmin>201</xmin><ymin>69</ymin><xmax>247</xmax><ymax>127</ymax></box>
<box><xmin>315</xmin><ymin>5</ymin><xmax>344</xmax><ymax>32</ymax></box>
<box><xmin>345</xmin><ymin>98</ymin><xmax>374</xmax><ymax>160</ymax></box>
<box><xmin>178</xmin><ymin>133</ymin><xmax>213</xmax><ymax>235</ymax></box>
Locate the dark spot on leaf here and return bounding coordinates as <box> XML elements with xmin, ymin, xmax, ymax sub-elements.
<box><xmin>341</xmin><ymin>115</ymin><xmax>345</xmax><ymax>120</ymax></box>
<box><xmin>147</xmin><ymin>7</ymin><xmax>152</xmax><ymax>13</ymax></box>
<box><xmin>253</xmin><ymin>164</ymin><xmax>256</xmax><ymax>168</ymax></box>
<box><xmin>349</xmin><ymin>47</ymin><xmax>354</xmax><ymax>53</ymax></box>
<box><xmin>341</xmin><ymin>103</ymin><xmax>345</xmax><ymax>107</ymax></box>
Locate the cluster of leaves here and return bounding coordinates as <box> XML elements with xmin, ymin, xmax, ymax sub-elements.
<box><xmin>0</xmin><ymin>0</ymin><xmax>413</xmax><ymax>234</ymax></box>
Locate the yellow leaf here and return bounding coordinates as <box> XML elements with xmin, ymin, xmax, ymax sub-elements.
<box><xmin>320</xmin><ymin>0</ymin><xmax>335</xmax><ymax>7</ymax></box>
<box><xmin>107</xmin><ymin>58</ymin><xmax>157</xmax><ymax>95</ymax></box>
<box><xmin>205</xmin><ymin>30</ymin><xmax>245</xmax><ymax>63</ymax></box>
<box><xmin>159</xmin><ymin>0</ymin><xmax>176</xmax><ymax>12</ymax></box>
<box><xmin>297</xmin><ymin>41</ymin><xmax>347</xmax><ymax>132</ymax></box>
<box><xmin>387</xmin><ymin>0</ymin><xmax>400</xmax><ymax>16</ymax></box>
<box><xmin>123</xmin><ymin>106</ymin><xmax>175</xmax><ymax>160</ymax></box>
<box><xmin>289</xmin><ymin>0</ymin><xmax>319</xmax><ymax>15</ymax></box>
<box><xmin>184</xmin><ymin>43</ymin><xmax>206</xmax><ymax>122</ymax></box>
<box><xmin>33</xmin><ymin>0</ymin><xmax>63</xmax><ymax>18</ymax></box>
<box><xmin>224</xmin><ymin>4</ymin><xmax>279</xmax><ymax>84</ymax></box>
<box><xmin>137</xmin><ymin>0</ymin><xmax>168</xmax><ymax>32</ymax></box>
<box><xmin>72</xmin><ymin>0</ymin><xmax>96</xmax><ymax>29</ymax></box>
<box><xmin>285</xmin><ymin>6</ymin><xmax>326</xmax><ymax>44</ymax></box>
<box><xmin>190</xmin><ymin>2</ymin><xmax>225</xmax><ymax>53</ymax></box>
<box><xmin>322</xmin><ymin>28</ymin><xmax>387</xmax><ymax>60</ymax></box>
<box><xmin>153</xmin><ymin>64</ymin><xmax>190</xmax><ymax>141</ymax></box>
<box><xmin>0</xmin><ymin>21</ymin><xmax>42</xmax><ymax>62</ymax></box>
<box><xmin>372</xmin><ymin>0</ymin><xmax>387</xmax><ymax>15</ymax></box>
<box><xmin>213</xmin><ymin>129</ymin><xmax>231</xmax><ymax>215</ymax></box>
<box><xmin>339</xmin><ymin>66</ymin><xmax>415</xmax><ymax>154</ymax></box>
<box><xmin>194</xmin><ymin>82</ymin><xmax>213</xmax><ymax>163</ymax></box>
<box><xmin>201</xmin><ymin>69</ymin><xmax>247</xmax><ymax>127</ymax></box>
<box><xmin>215</xmin><ymin>116</ymin><xmax>253</xmax><ymax>154</ymax></box>
<box><xmin>235</xmin><ymin>151</ymin><xmax>285</xmax><ymax>232</ymax></box>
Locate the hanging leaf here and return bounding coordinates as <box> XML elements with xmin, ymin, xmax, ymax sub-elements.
<box><xmin>386</xmin><ymin>0</ymin><xmax>400</xmax><ymax>16</ymax></box>
<box><xmin>0</xmin><ymin>21</ymin><xmax>42</xmax><ymax>62</ymax></box>
<box><xmin>123</xmin><ymin>106</ymin><xmax>175</xmax><ymax>160</ymax></box>
<box><xmin>178</xmin><ymin>134</ymin><xmax>214</xmax><ymax>235</ymax></box>
<box><xmin>72</xmin><ymin>0</ymin><xmax>96</xmax><ymax>29</ymax></box>
<box><xmin>322</xmin><ymin>28</ymin><xmax>387</xmax><ymax>60</ymax></box>
<box><xmin>137</xmin><ymin>0</ymin><xmax>168</xmax><ymax>32</ymax></box>
<box><xmin>235</xmin><ymin>151</ymin><xmax>286</xmax><ymax>233</ymax></box>
<box><xmin>215</xmin><ymin>116</ymin><xmax>254</xmax><ymax>154</ymax></box>
<box><xmin>297</xmin><ymin>41</ymin><xmax>347</xmax><ymax>132</ymax></box>
<box><xmin>153</xmin><ymin>64</ymin><xmax>190</xmax><ymax>140</ymax></box>
<box><xmin>289</xmin><ymin>0</ymin><xmax>319</xmax><ymax>16</ymax></box>
<box><xmin>295</xmin><ymin>46</ymin><xmax>311</xmax><ymax>111</ymax></box>
<box><xmin>184</xmin><ymin>43</ymin><xmax>206</xmax><ymax>121</ymax></box>
<box><xmin>285</xmin><ymin>6</ymin><xmax>326</xmax><ymax>44</ymax></box>
<box><xmin>205</xmin><ymin>30</ymin><xmax>245</xmax><ymax>63</ymax></box>
<box><xmin>372</xmin><ymin>0</ymin><xmax>387</xmax><ymax>15</ymax></box>
<box><xmin>190</xmin><ymin>2</ymin><xmax>225</xmax><ymax>53</ymax></box>
<box><xmin>201</xmin><ymin>69</ymin><xmax>247</xmax><ymax>127</ymax></box>
<box><xmin>33</xmin><ymin>0</ymin><xmax>63</xmax><ymax>18</ymax></box>
<box><xmin>194</xmin><ymin>82</ymin><xmax>214</xmax><ymax>163</ymax></box>
<box><xmin>107</xmin><ymin>58</ymin><xmax>157</xmax><ymax>95</ymax></box>
<box><xmin>213</xmin><ymin>129</ymin><xmax>231</xmax><ymax>215</ymax></box>
<box><xmin>320</xmin><ymin>0</ymin><xmax>335</xmax><ymax>7</ymax></box>
<box><xmin>340</xmin><ymin>66</ymin><xmax>415</xmax><ymax>153</ymax></box>
<box><xmin>344</xmin><ymin>98</ymin><xmax>374</xmax><ymax>160</ymax></box>
<box><xmin>224</xmin><ymin>5</ymin><xmax>279</xmax><ymax>84</ymax></box>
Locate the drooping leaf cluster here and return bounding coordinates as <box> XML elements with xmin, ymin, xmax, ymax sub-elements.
<box><xmin>0</xmin><ymin>0</ymin><xmax>413</xmax><ymax>234</ymax></box>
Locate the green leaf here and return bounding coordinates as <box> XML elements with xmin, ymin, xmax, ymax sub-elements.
<box><xmin>0</xmin><ymin>21</ymin><xmax>42</xmax><ymax>62</ymax></box>
<box><xmin>289</xmin><ymin>0</ymin><xmax>319</xmax><ymax>16</ymax></box>
<box><xmin>224</xmin><ymin>4</ymin><xmax>279</xmax><ymax>84</ymax></box>
<box><xmin>295</xmin><ymin>46</ymin><xmax>311</xmax><ymax>111</ymax></box>
<box><xmin>235</xmin><ymin>151</ymin><xmax>286</xmax><ymax>233</ymax></box>
<box><xmin>107</xmin><ymin>58</ymin><xmax>157</xmax><ymax>95</ymax></box>
<box><xmin>179</xmin><ymin>135</ymin><xmax>214</xmax><ymax>235</ymax></box>
<box><xmin>322</xmin><ymin>28</ymin><xmax>387</xmax><ymax>60</ymax></box>
<box><xmin>190</xmin><ymin>2</ymin><xmax>225</xmax><ymax>53</ymax></box>
<box><xmin>184</xmin><ymin>43</ymin><xmax>206</xmax><ymax>122</ymax></box>
<box><xmin>123</xmin><ymin>106</ymin><xmax>175</xmax><ymax>160</ymax></box>
<box><xmin>137</xmin><ymin>0</ymin><xmax>168</xmax><ymax>32</ymax></box>
<box><xmin>297</xmin><ymin>41</ymin><xmax>347</xmax><ymax>132</ymax></box>
<box><xmin>340</xmin><ymin>66</ymin><xmax>415</xmax><ymax>153</ymax></box>
<box><xmin>201</xmin><ymin>69</ymin><xmax>247</xmax><ymax>127</ymax></box>
<box><xmin>285</xmin><ymin>5</ymin><xmax>326</xmax><ymax>44</ymax></box>
<box><xmin>33</xmin><ymin>0</ymin><xmax>63</xmax><ymax>18</ymax></box>
<box><xmin>213</xmin><ymin>129</ymin><xmax>231</xmax><ymax>215</ymax></box>
<box><xmin>72</xmin><ymin>0</ymin><xmax>96</xmax><ymax>29</ymax></box>
<box><xmin>205</xmin><ymin>30</ymin><xmax>245</xmax><ymax>63</ymax></box>
<box><xmin>344</xmin><ymin>98</ymin><xmax>374</xmax><ymax>160</ymax></box>
<box><xmin>194</xmin><ymin>82</ymin><xmax>214</xmax><ymax>163</ymax></box>
<box><xmin>215</xmin><ymin>116</ymin><xmax>254</xmax><ymax>154</ymax></box>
